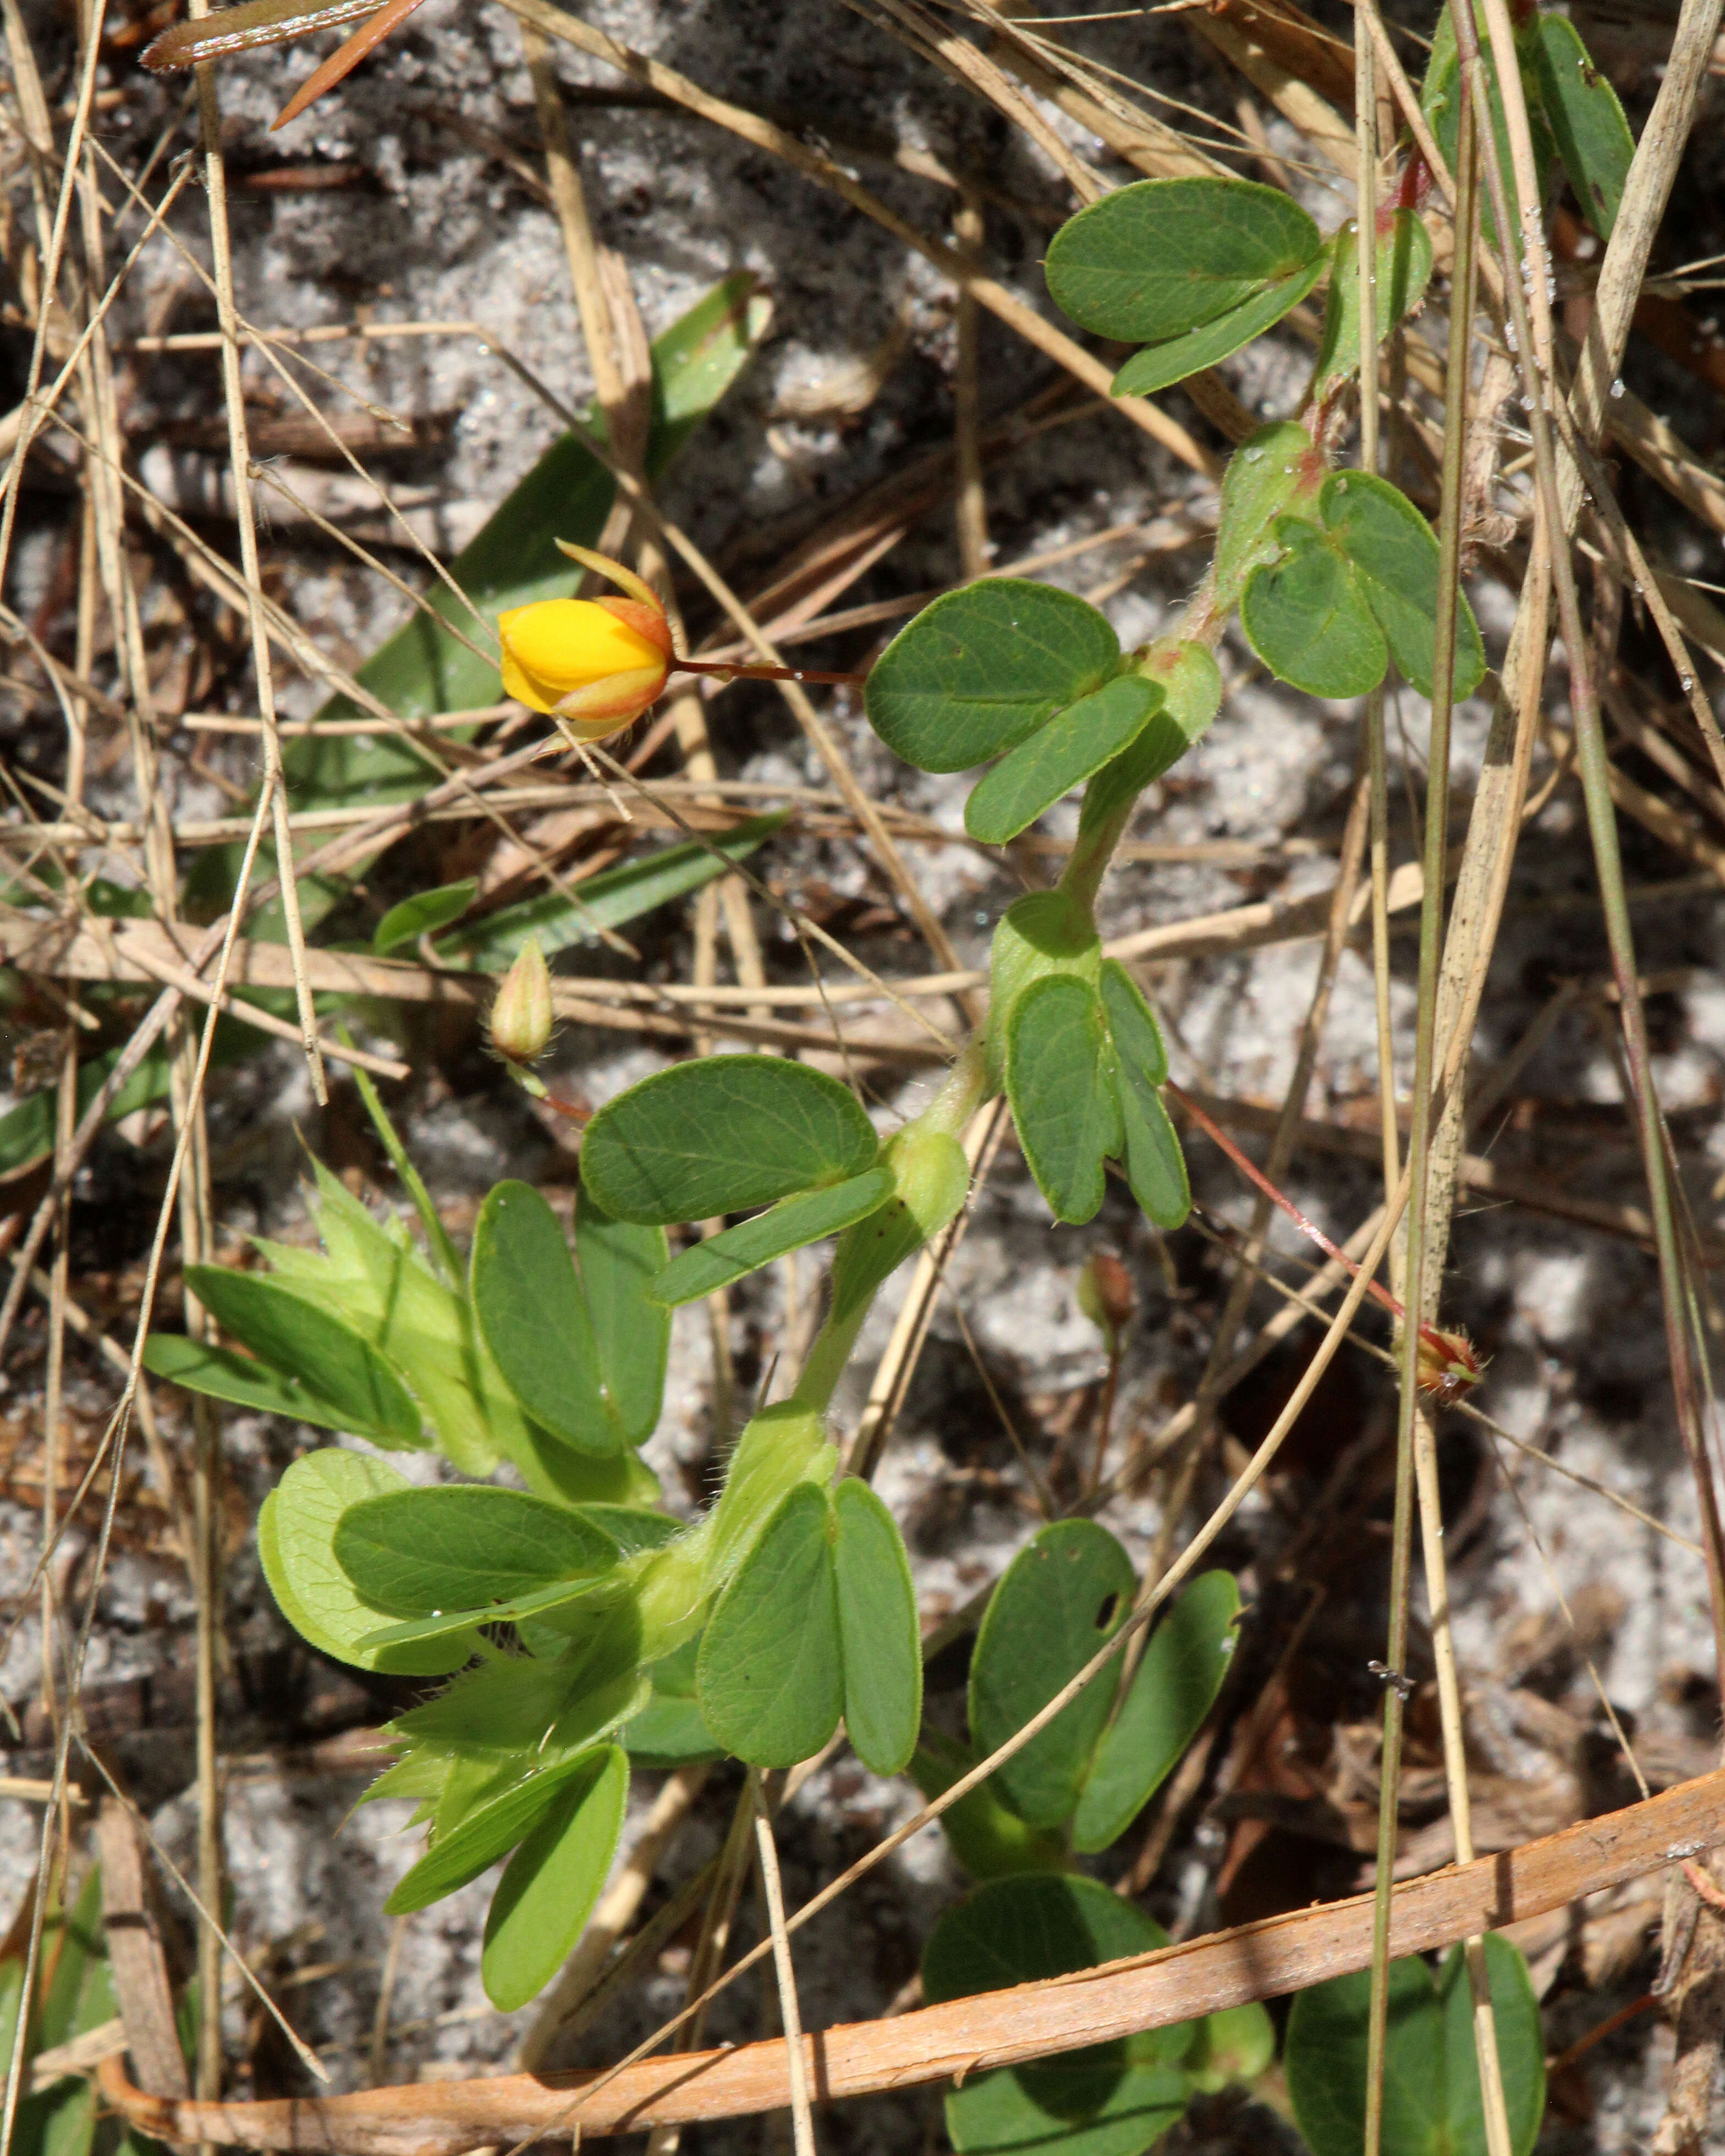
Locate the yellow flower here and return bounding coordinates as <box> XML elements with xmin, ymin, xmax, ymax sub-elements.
<box><xmin>497</xmin><ymin>546</ymin><xmax>672</xmax><ymax>739</ymax></box>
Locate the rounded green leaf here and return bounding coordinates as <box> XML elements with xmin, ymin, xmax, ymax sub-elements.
<box><xmin>924</xmin><ymin>1876</ymin><xmax>1190</xmax><ymax>2156</ymax></box>
<box><xmin>581</xmin><ymin>1055</ymin><xmax>879</xmax><ymax>1225</ymax></box>
<box><xmin>832</xmin><ymin>1478</ymin><xmax>921</xmax><ymax>1776</ymax></box>
<box><xmin>969</xmin><ymin>1519</ymin><xmax>1136</xmax><ymax>1828</ymax></box>
<box><xmin>697</xmin><ymin>1482</ymin><xmax>843</xmax><ymax>1767</ymax></box>
<box><xmin>1046</xmin><ymin>177</ymin><xmax>1321</xmax><ymax>344</ymax></box>
<box><xmin>965</xmin><ymin>676</ymin><xmax>1160</xmax><ymax>846</ymax></box>
<box><xmin>481</xmin><ymin>1745</ymin><xmax>629</xmax><ymax>2009</ymax></box>
<box><xmin>1111</xmin><ymin>257</ymin><xmax>1327</xmax><ymax>398</ymax></box>
<box><xmin>1320</xmin><ymin>472</ymin><xmax>1486</xmax><ymax>701</ymax></box>
<box><xmin>1240</xmin><ymin>521</ymin><xmax>1387</xmax><ymax>699</ymax></box>
<box><xmin>1072</xmin><ymin>1570</ymin><xmax>1240</xmax><ymax>1852</ymax></box>
<box><xmin>651</xmin><ymin>1166</ymin><xmax>895</xmax><ymax>1306</ymax></box>
<box><xmin>472</xmin><ymin>1182</ymin><xmax>617</xmax><ymax>1456</ymax></box>
<box><xmin>332</xmin><ymin>1486</ymin><xmax>619</xmax><ymax>1615</ymax></box>
<box><xmin>1534</xmin><ymin>13</ymin><xmax>1633</xmax><ymax>238</ymax></box>
<box><xmin>574</xmin><ymin>1184</ymin><xmax>669</xmax><ymax>1448</ymax></box>
<box><xmin>1005</xmin><ymin>975</ymin><xmax>1117</xmax><ymax>1226</ymax></box>
<box><xmin>257</xmin><ymin>1451</ymin><xmax>475</xmax><ymax>1675</ymax></box>
<box><xmin>1286</xmin><ymin>1935</ymin><xmax>1545</xmax><ymax>2156</ymax></box>
<box><xmin>184</xmin><ymin>1266</ymin><xmax>424</xmax><ymax>1445</ymax></box>
<box><xmin>865</xmin><ymin>581</ymin><xmax>1121</xmax><ymax>775</ymax></box>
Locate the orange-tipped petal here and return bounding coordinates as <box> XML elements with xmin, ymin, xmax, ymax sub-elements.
<box><xmin>552</xmin><ymin>666</ymin><xmax>669</xmax><ymax>736</ymax></box>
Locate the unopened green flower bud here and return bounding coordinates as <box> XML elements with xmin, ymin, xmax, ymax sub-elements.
<box><xmin>490</xmin><ymin>937</ymin><xmax>553</xmax><ymax>1064</ymax></box>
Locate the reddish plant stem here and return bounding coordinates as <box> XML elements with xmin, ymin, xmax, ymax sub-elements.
<box><xmin>1165</xmin><ymin>1080</ymin><xmax>1475</xmax><ymax>1383</ymax></box>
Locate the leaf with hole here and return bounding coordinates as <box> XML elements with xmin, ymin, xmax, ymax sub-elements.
<box><xmin>924</xmin><ymin>1875</ymin><xmax>1193</xmax><ymax>2156</ymax></box>
<box><xmin>1534</xmin><ymin>13</ymin><xmax>1633</xmax><ymax>238</ymax></box>
<box><xmin>1285</xmin><ymin>1935</ymin><xmax>1546</xmax><ymax>2156</ymax></box>
<box><xmin>258</xmin><ymin>1453</ymin><xmax>475</xmax><ymax>1675</ymax></box>
<box><xmin>969</xmin><ymin>1520</ymin><xmax>1136</xmax><ymax>1828</ymax></box>
<box><xmin>1240</xmin><ymin>519</ymin><xmax>1387</xmax><ymax>700</ymax></box>
<box><xmin>473</xmin><ymin>1182</ymin><xmax>618</xmax><ymax>1456</ymax></box>
<box><xmin>180</xmin><ymin>1266</ymin><xmax>424</xmax><ymax>1445</ymax></box>
<box><xmin>832</xmin><ymin>1477</ymin><xmax>921</xmax><ymax>1775</ymax></box>
<box><xmin>697</xmin><ymin>1482</ymin><xmax>843</xmax><ymax>1768</ymax></box>
<box><xmin>650</xmin><ymin>1167</ymin><xmax>895</xmax><ymax>1306</ymax></box>
<box><xmin>965</xmin><ymin>676</ymin><xmax>1162</xmax><ymax>845</ymax></box>
<box><xmin>1005</xmin><ymin>975</ymin><xmax>1118</xmax><ymax>1226</ymax></box>
<box><xmin>1072</xmin><ymin>1570</ymin><xmax>1240</xmax><ymax>1851</ymax></box>
<box><xmin>581</xmin><ymin>1055</ymin><xmax>879</xmax><ymax>1225</ymax></box>
<box><xmin>1046</xmin><ymin>178</ymin><xmax>1322</xmax><ymax>345</ymax></box>
<box><xmin>481</xmin><ymin>1744</ymin><xmax>629</xmax><ymax>2009</ymax></box>
<box><xmin>1321</xmin><ymin>472</ymin><xmax>1486</xmax><ymax>700</ymax></box>
<box><xmin>332</xmin><ymin>1486</ymin><xmax>618</xmax><ymax>1615</ymax></box>
<box><xmin>865</xmin><ymin>580</ymin><xmax>1122</xmax><ymax>775</ymax></box>
<box><xmin>372</xmin><ymin>878</ymin><xmax>478</xmax><ymax>955</ymax></box>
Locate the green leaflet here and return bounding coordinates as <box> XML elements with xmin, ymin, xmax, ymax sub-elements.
<box><xmin>1046</xmin><ymin>178</ymin><xmax>1323</xmax><ymax>345</ymax></box>
<box><xmin>865</xmin><ymin>580</ymin><xmax>1122</xmax><ymax>775</ymax></box>
<box><xmin>697</xmin><ymin>1483</ymin><xmax>843</xmax><ymax>1768</ymax></box>
<box><xmin>581</xmin><ymin>1054</ymin><xmax>880</xmax><ymax>1225</ymax></box>
<box><xmin>1109</xmin><ymin>261</ymin><xmax>1327</xmax><ymax>397</ymax></box>
<box><xmin>1321</xmin><ymin>471</ymin><xmax>1487</xmax><ymax>700</ymax></box>
<box><xmin>1240</xmin><ymin>518</ymin><xmax>1388</xmax><ymax>700</ymax></box>
<box><xmin>965</xmin><ymin>676</ymin><xmax>1162</xmax><ymax>845</ymax></box>
<box><xmin>372</xmin><ymin>878</ymin><xmax>479</xmax><ymax>955</ymax></box>
<box><xmin>177</xmin><ymin>1267</ymin><xmax>424</xmax><ymax>1446</ymax></box>
<box><xmin>650</xmin><ymin>1167</ymin><xmax>896</xmax><ymax>1306</ymax></box>
<box><xmin>471</xmin><ymin>1181</ymin><xmax>669</xmax><ymax>1456</ymax></box>
<box><xmin>1310</xmin><ymin>212</ymin><xmax>1436</xmax><ymax>403</ymax></box>
<box><xmin>968</xmin><ymin>1520</ymin><xmax>1135</xmax><ymax>1829</ymax></box>
<box><xmin>1285</xmin><ymin>1936</ymin><xmax>1546</xmax><ymax>2156</ymax></box>
<box><xmin>1072</xmin><ymin>1570</ymin><xmax>1240</xmax><ymax>1851</ymax></box>
<box><xmin>832</xmin><ymin>1477</ymin><xmax>921</xmax><ymax>1776</ymax></box>
<box><xmin>1004</xmin><ymin>974</ymin><xmax>1117</xmax><ymax>1226</ymax></box>
<box><xmin>332</xmin><ymin>1486</ymin><xmax>619</xmax><ymax>1614</ymax></box>
<box><xmin>384</xmin><ymin>1747</ymin><xmax>608</xmax><ymax>1915</ymax></box>
<box><xmin>910</xmin><ymin>1735</ymin><xmax>1069</xmax><ymax>1881</ymax></box>
<box><xmin>259</xmin><ymin>1453</ymin><xmax>477</xmax><ymax>1676</ymax></box>
<box><xmin>431</xmin><ymin>815</ymin><xmax>786</xmax><ymax>970</ymax></box>
<box><xmin>481</xmin><ymin>1745</ymin><xmax>629</xmax><ymax>2010</ymax></box>
<box><xmin>1533</xmin><ymin>13</ymin><xmax>1633</xmax><ymax>238</ymax></box>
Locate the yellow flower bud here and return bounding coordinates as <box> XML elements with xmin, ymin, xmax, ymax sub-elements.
<box><xmin>490</xmin><ymin>937</ymin><xmax>553</xmax><ymax>1064</ymax></box>
<box><xmin>498</xmin><ymin>596</ymin><xmax>671</xmax><ymax>735</ymax></box>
